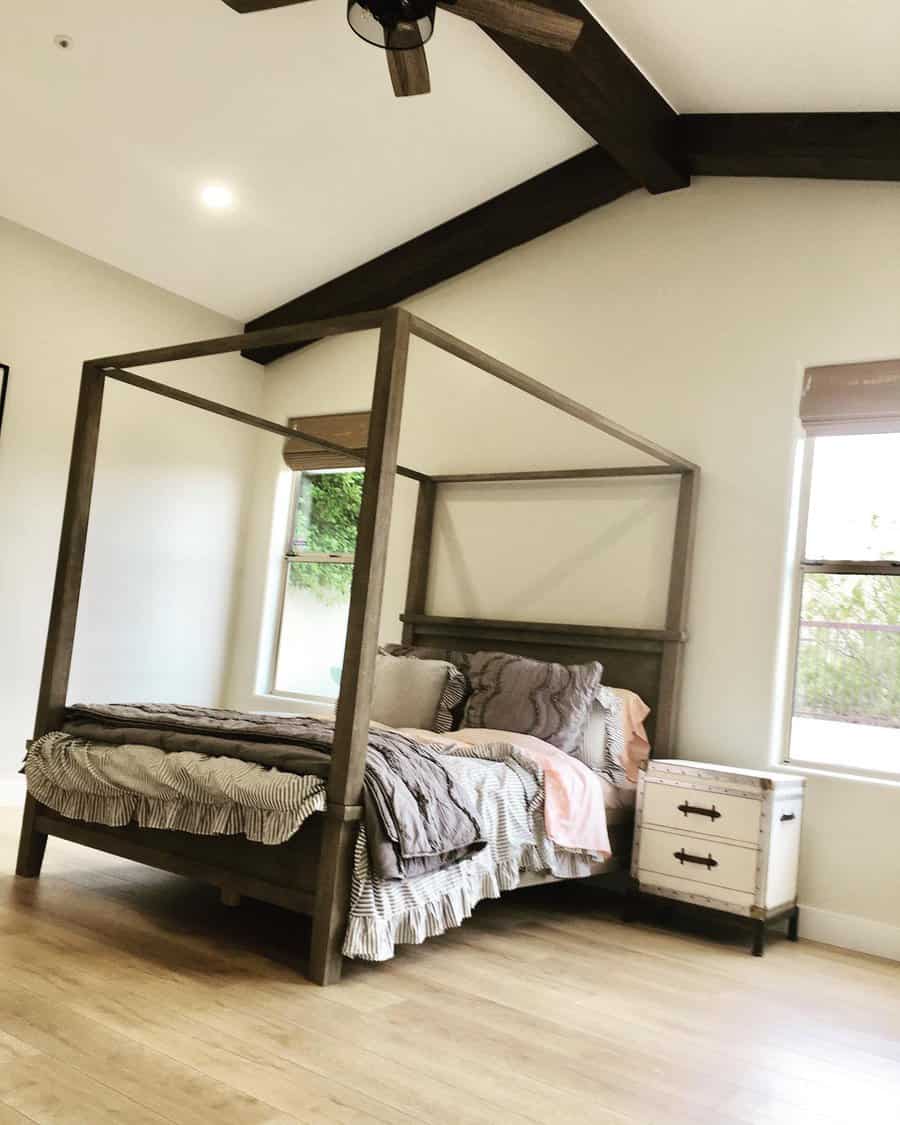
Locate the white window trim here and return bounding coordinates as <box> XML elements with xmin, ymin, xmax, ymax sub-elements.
<box><xmin>778</xmin><ymin>759</ymin><xmax>900</xmax><ymax>789</ymax></box>
<box><xmin>266</xmin><ymin>468</ymin><xmax>359</xmax><ymax>704</ymax></box>
<box><xmin>772</xmin><ymin>433</ymin><xmax>900</xmax><ymax>783</ymax></box>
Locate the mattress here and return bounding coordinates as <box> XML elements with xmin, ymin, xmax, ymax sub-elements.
<box><xmin>600</xmin><ymin>777</ymin><xmax>636</xmax><ymax>828</ymax></box>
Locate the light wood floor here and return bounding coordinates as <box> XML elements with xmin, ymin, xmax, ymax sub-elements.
<box><xmin>1</xmin><ymin>807</ymin><xmax>898</xmax><ymax>1125</ymax></box>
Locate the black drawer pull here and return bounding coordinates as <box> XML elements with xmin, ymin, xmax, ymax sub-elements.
<box><xmin>678</xmin><ymin>800</ymin><xmax>721</xmax><ymax>821</ymax></box>
<box><xmin>780</xmin><ymin>812</ymin><xmax>796</xmax><ymax>822</ymax></box>
<box><xmin>673</xmin><ymin>849</ymin><xmax>718</xmax><ymax>869</ymax></box>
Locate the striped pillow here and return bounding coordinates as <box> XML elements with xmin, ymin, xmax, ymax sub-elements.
<box><xmin>583</xmin><ymin>687</ymin><xmax>628</xmax><ymax>785</ymax></box>
<box><xmin>434</xmin><ymin>665</ymin><xmax>467</xmax><ymax>733</ymax></box>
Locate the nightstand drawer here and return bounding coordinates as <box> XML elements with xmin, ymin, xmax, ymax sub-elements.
<box><xmin>637</xmin><ymin>828</ymin><xmax>758</xmax><ymax>895</ymax></box>
<box><xmin>641</xmin><ymin>781</ymin><xmax>761</xmax><ymax>845</ymax></box>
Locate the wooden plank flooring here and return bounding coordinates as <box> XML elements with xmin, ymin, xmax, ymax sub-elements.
<box><xmin>1</xmin><ymin>807</ymin><xmax>898</xmax><ymax>1125</ymax></box>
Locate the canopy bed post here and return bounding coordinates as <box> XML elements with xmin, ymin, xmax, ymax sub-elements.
<box><xmin>402</xmin><ymin>478</ymin><xmax>437</xmax><ymax>643</ymax></box>
<box><xmin>653</xmin><ymin>467</ymin><xmax>699</xmax><ymax>755</ymax></box>
<box><xmin>309</xmin><ymin>308</ymin><xmax>412</xmax><ymax>985</ymax></box>
<box><xmin>17</xmin><ymin>362</ymin><xmax>106</xmax><ymax>877</ymax></box>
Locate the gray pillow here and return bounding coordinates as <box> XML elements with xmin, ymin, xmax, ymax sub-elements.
<box><xmin>370</xmin><ymin>652</ymin><xmax>466</xmax><ymax>732</ymax></box>
<box><xmin>462</xmin><ymin>652</ymin><xmax>603</xmax><ymax>755</ymax></box>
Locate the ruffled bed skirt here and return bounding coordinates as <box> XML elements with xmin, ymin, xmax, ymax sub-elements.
<box><xmin>24</xmin><ymin>732</ymin><xmax>326</xmax><ymax>845</ymax></box>
<box><xmin>344</xmin><ymin>848</ymin><xmax>523</xmax><ymax>961</ymax></box>
<box><xmin>343</xmin><ymin>828</ymin><xmax>606</xmax><ymax>961</ymax></box>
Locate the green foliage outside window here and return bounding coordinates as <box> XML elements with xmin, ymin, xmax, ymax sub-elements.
<box><xmin>288</xmin><ymin>471</ymin><xmax>363</xmax><ymax>603</ymax></box>
<box><xmin>796</xmin><ymin>571</ymin><xmax>900</xmax><ymax>726</ymax></box>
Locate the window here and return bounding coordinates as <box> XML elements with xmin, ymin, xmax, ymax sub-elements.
<box><xmin>787</xmin><ymin>428</ymin><xmax>900</xmax><ymax>776</ymax></box>
<box><xmin>272</xmin><ymin>468</ymin><xmax>364</xmax><ymax>699</ymax></box>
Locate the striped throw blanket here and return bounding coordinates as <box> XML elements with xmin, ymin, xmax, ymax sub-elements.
<box><xmin>50</xmin><ymin>703</ymin><xmax>488</xmax><ymax>880</ymax></box>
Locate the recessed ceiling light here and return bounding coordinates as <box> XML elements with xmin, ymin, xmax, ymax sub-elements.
<box><xmin>200</xmin><ymin>184</ymin><xmax>235</xmax><ymax>211</ymax></box>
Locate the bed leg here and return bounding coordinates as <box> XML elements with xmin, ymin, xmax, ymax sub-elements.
<box><xmin>309</xmin><ymin>814</ymin><xmax>356</xmax><ymax>986</ymax></box>
<box><xmin>622</xmin><ymin>878</ymin><xmax>641</xmax><ymax>923</ymax></box>
<box><xmin>16</xmin><ymin>795</ymin><xmax>48</xmax><ymax>878</ymax></box>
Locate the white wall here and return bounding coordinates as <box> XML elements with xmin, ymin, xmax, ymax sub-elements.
<box><xmin>224</xmin><ymin>337</ymin><xmax>421</xmax><ymax>713</ymax></box>
<box><xmin>0</xmin><ymin>217</ymin><xmax>263</xmax><ymax>774</ymax></box>
<box><xmin>228</xmin><ymin>177</ymin><xmax>900</xmax><ymax>956</ymax></box>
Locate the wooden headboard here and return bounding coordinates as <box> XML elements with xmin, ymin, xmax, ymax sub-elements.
<box><xmin>400</xmin><ymin>613</ymin><xmax>686</xmax><ymax>754</ymax></box>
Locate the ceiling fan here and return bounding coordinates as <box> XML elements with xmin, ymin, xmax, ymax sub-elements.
<box><xmin>221</xmin><ymin>0</ymin><xmax>584</xmax><ymax>97</ymax></box>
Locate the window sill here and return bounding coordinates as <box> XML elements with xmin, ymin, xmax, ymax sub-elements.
<box><xmin>247</xmin><ymin>692</ymin><xmax>336</xmax><ymax>718</ymax></box>
<box><xmin>776</xmin><ymin>760</ymin><xmax>900</xmax><ymax>790</ymax></box>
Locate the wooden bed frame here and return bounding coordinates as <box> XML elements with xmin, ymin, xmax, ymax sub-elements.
<box><xmin>16</xmin><ymin>307</ymin><xmax>699</xmax><ymax>985</ymax></box>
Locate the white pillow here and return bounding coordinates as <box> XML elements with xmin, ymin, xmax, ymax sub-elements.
<box><xmin>370</xmin><ymin>653</ymin><xmax>458</xmax><ymax>732</ymax></box>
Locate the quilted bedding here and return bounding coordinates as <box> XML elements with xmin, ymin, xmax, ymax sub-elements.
<box><xmin>25</xmin><ymin>711</ymin><xmax>617</xmax><ymax>961</ymax></box>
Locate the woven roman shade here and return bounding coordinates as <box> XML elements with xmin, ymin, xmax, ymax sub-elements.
<box><xmin>283</xmin><ymin>412</ymin><xmax>369</xmax><ymax>471</ymax></box>
<box><xmin>801</xmin><ymin>360</ymin><xmax>900</xmax><ymax>436</ymax></box>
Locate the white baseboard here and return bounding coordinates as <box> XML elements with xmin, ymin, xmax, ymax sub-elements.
<box><xmin>799</xmin><ymin>903</ymin><xmax>900</xmax><ymax>962</ymax></box>
<box><xmin>0</xmin><ymin>775</ymin><xmax>26</xmax><ymax>807</ymax></box>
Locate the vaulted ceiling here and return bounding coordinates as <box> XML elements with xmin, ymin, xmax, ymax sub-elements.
<box><xmin>583</xmin><ymin>2</ymin><xmax>900</xmax><ymax>113</ymax></box>
<box><xmin>3</xmin><ymin>2</ymin><xmax>900</xmax><ymax>333</ymax></box>
<box><xmin>0</xmin><ymin>1</ymin><xmax>592</xmax><ymax>319</ymax></box>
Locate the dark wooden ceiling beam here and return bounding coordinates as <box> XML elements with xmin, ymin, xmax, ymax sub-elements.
<box><xmin>680</xmin><ymin>113</ymin><xmax>900</xmax><ymax>181</ymax></box>
<box><xmin>242</xmin><ymin>108</ymin><xmax>900</xmax><ymax>367</ymax></box>
<box><xmin>242</xmin><ymin>145</ymin><xmax>636</xmax><ymax>365</ymax></box>
<box><xmin>478</xmin><ymin>0</ymin><xmax>688</xmax><ymax>195</ymax></box>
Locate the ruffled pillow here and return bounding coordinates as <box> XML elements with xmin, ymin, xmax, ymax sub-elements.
<box><xmin>461</xmin><ymin>651</ymin><xmax>603</xmax><ymax>756</ymax></box>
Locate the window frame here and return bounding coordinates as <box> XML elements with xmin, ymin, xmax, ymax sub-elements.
<box><xmin>781</xmin><ymin>434</ymin><xmax>900</xmax><ymax>780</ymax></box>
<box><xmin>267</xmin><ymin>467</ymin><xmax>359</xmax><ymax>702</ymax></box>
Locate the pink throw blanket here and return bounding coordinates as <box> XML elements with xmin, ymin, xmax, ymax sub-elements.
<box><xmin>615</xmin><ymin>689</ymin><xmax>651</xmax><ymax>783</ymax></box>
<box><xmin>399</xmin><ymin>726</ymin><xmax>611</xmax><ymax>857</ymax></box>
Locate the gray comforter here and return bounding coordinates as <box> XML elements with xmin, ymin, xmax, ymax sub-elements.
<box><xmin>62</xmin><ymin>704</ymin><xmax>486</xmax><ymax>880</ymax></box>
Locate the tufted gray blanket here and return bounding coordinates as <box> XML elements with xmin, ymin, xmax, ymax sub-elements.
<box><xmin>62</xmin><ymin>704</ymin><xmax>486</xmax><ymax>880</ymax></box>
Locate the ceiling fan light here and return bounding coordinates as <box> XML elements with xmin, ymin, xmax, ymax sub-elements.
<box><xmin>347</xmin><ymin>0</ymin><xmax>436</xmax><ymax>49</ymax></box>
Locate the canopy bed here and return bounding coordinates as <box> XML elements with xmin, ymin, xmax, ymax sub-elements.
<box><xmin>16</xmin><ymin>307</ymin><xmax>699</xmax><ymax>985</ymax></box>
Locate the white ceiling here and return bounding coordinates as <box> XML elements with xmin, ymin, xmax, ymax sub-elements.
<box><xmin>3</xmin><ymin>2</ymin><xmax>899</xmax><ymax>323</ymax></box>
<box><xmin>586</xmin><ymin>1</ymin><xmax>900</xmax><ymax>114</ymax></box>
<box><xmin>0</xmin><ymin>1</ymin><xmax>591</xmax><ymax>321</ymax></box>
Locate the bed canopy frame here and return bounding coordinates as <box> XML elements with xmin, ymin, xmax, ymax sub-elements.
<box><xmin>16</xmin><ymin>307</ymin><xmax>699</xmax><ymax>985</ymax></box>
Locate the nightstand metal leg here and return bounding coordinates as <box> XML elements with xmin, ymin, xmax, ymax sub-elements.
<box><xmin>787</xmin><ymin>906</ymin><xmax>800</xmax><ymax>942</ymax></box>
<box><xmin>751</xmin><ymin>919</ymin><xmax>767</xmax><ymax>957</ymax></box>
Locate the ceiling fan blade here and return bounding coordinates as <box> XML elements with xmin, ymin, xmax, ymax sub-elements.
<box><xmin>220</xmin><ymin>1</ymin><xmax>316</xmax><ymax>13</ymax></box>
<box><xmin>387</xmin><ymin>47</ymin><xmax>431</xmax><ymax>97</ymax></box>
<box><xmin>438</xmin><ymin>0</ymin><xmax>582</xmax><ymax>51</ymax></box>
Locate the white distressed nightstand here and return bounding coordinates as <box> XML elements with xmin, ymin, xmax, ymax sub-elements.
<box><xmin>630</xmin><ymin>759</ymin><xmax>806</xmax><ymax>955</ymax></box>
